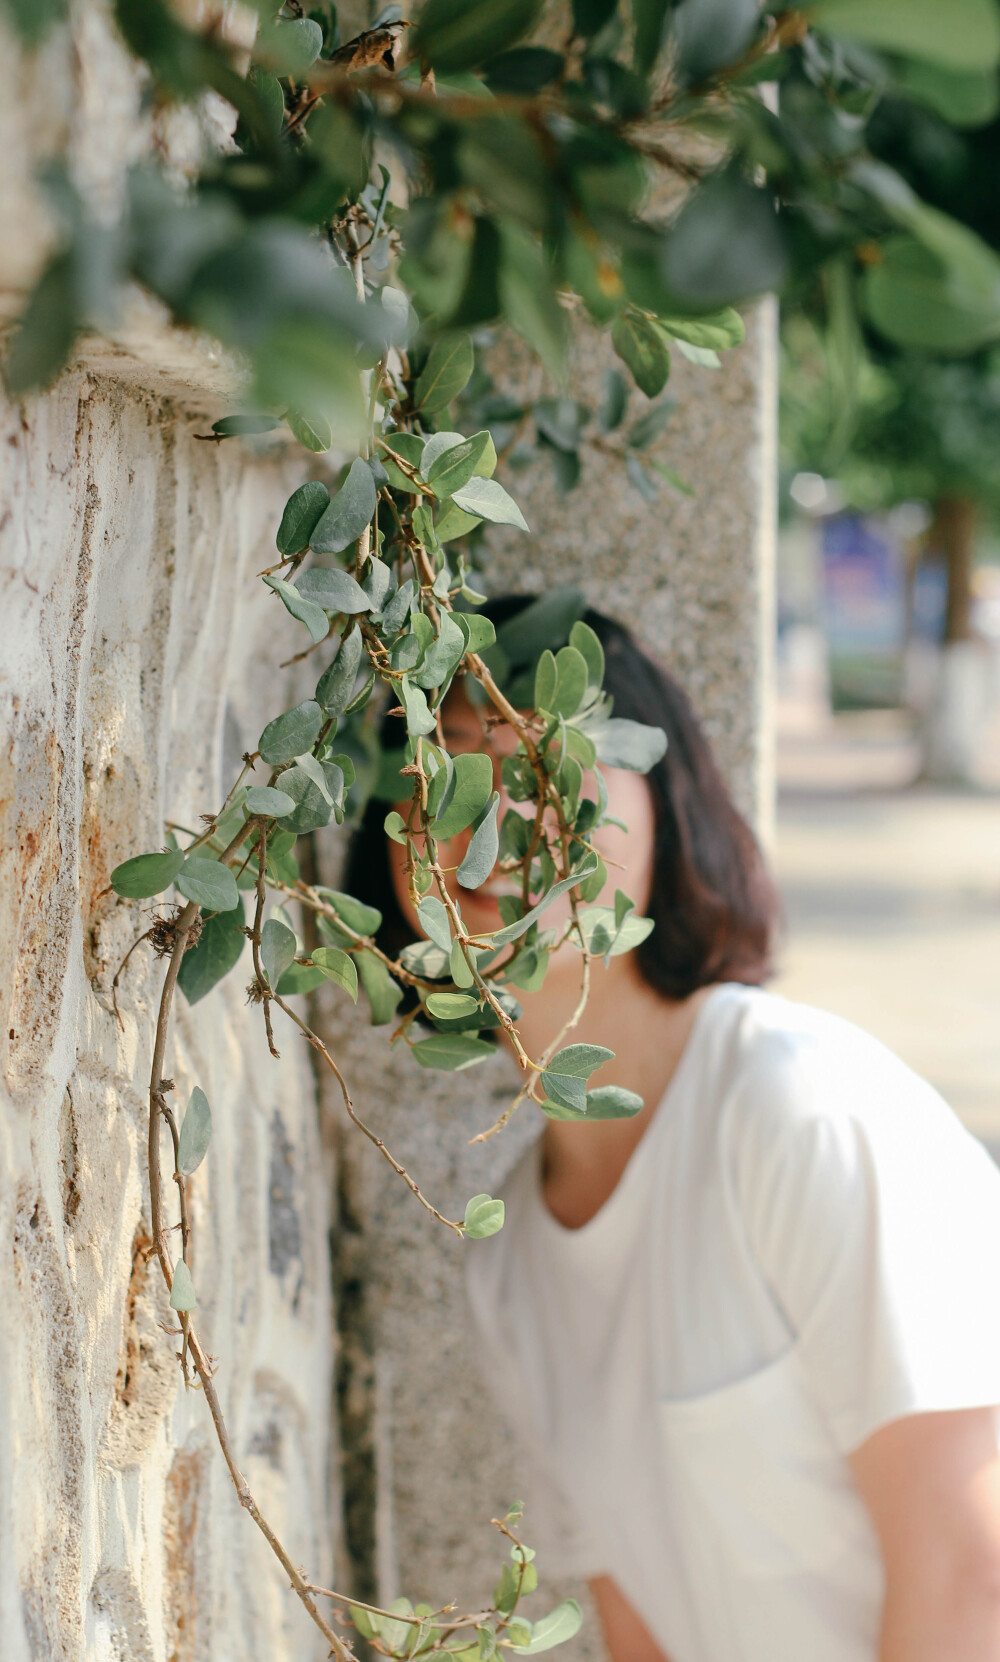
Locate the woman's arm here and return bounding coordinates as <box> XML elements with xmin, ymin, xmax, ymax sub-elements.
<box><xmin>850</xmin><ymin>1407</ymin><xmax>1000</xmax><ymax>1661</ymax></box>
<box><xmin>589</xmin><ymin>1576</ymin><xmax>673</xmax><ymax>1662</ymax></box>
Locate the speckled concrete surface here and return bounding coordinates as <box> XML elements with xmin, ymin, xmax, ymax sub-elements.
<box><xmin>315</xmin><ymin>307</ymin><xmax>777</xmax><ymax>1660</ymax></box>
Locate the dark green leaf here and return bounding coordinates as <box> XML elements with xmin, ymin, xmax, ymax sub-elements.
<box><xmin>413</xmin><ymin>0</ymin><xmax>544</xmax><ymax>74</ymax></box>
<box><xmin>484</xmin><ymin>46</ymin><xmax>563</xmax><ymax>91</ymax></box>
<box><xmin>261</xmin><ymin>917</ymin><xmax>297</xmax><ymax>988</ymax></box>
<box><xmin>464</xmin><ymin>1193</ymin><xmax>506</xmax><ymax>1236</ymax></box>
<box><xmin>315</xmin><ymin>625</ymin><xmax>364</xmax><ymax>715</ymax></box>
<box><xmin>177</xmin><ymin>1087</ymin><xmax>213</xmax><ymax>1174</ymax></box>
<box><xmin>895</xmin><ymin>61</ymin><xmax>1000</xmax><ymax>128</ymax></box>
<box><xmin>626</xmin><ymin>398</ymin><xmax>676</xmax><ymax>450</ymax></box>
<box><xmin>572</xmin><ymin>0</ymin><xmax>618</xmax><ymax>38</ymax></box>
<box><xmin>577</xmin><ymin>904</ymin><xmax>655</xmax><ymax>956</ymax></box>
<box><xmin>178</xmin><ymin>901</ymin><xmax>246</xmax><ymax>1004</ymax></box>
<box><xmin>414</xmin><ymin>333</ymin><xmax>475</xmax><ymax>412</ymax></box>
<box><xmin>276</xmin><ymin>480</ymin><xmax>331</xmax><ymax>554</ymax></box>
<box><xmin>3</xmin><ymin>254</ymin><xmax>78</xmax><ymax>395</ymax></box>
<box><xmin>431</xmin><ymin>752</ymin><xmax>494</xmax><ymax>838</ymax></box>
<box><xmin>399</xmin><ymin>677</ymin><xmax>437</xmax><ymax>737</ymax></box>
<box><xmin>355</xmin><ymin>951</ymin><xmax>403</xmax><ymax>1025</ymax></box>
<box><xmin>309</xmin><ymin>457</ymin><xmax>377</xmax><ymax>554</ymax></box>
<box><xmin>671</xmin><ymin>0</ymin><xmax>759</xmax><ymax>85</ymax></box>
<box><xmin>457</xmin><ymin>792</ymin><xmax>500</xmax><ymax>888</ymax></box>
<box><xmin>532</xmin><ymin>397</ymin><xmax>589</xmax><ymax>452</ymax></box>
<box><xmin>112</xmin><ymin>848</ymin><xmax>184</xmax><ymax>900</ymax></box>
<box><xmin>611</xmin><ymin>310</ymin><xmax>671</xmax><ymax>398</ymax></box>
<box><xmin>296</xmin><ymin>566</ymin><xmax>372</xmax><ymax>614</ymax></box>
<box><xmin>661</xmin><ymin>171</ymin><xmax>787</xmax><ymax>308</ymax></box>
<box><xmin>413</xmin><ymin>609</ymin><xmax>467</xmax><ymax>690</ymax></box>
<box><xmin>597</xmin><ymin>368</ymin><xmax>628</xmax><ymax>433</ymax></box>
<box><xmin>275</xmin><ymin>961</ymin><xmax>326</xmax><ymax>994</ymax></box>
<box><xmin>499</xmin><ymin>221</ymin><xmax>568</xmax><ymax>375</ymax></box>
<box><xmin>211</xmin><ymin>412</ymin><xmax>281</xmax><ymax>437</ymax></box>
<box><xmin>176</xmin><ymin>856</ymin><xmax>240</xmax><ymax>913</ymax></box>
<box><xmin>426</xmin><ymin>431</ymin><xmax>495</xmax><ymax>496</ymax></box>
<box><xmin>258</xmin><ymin>700</ymin><xmax>323</xmax><ymax>764</ymax></box>
<box><xmin>263</xmin><ymin>574</ymin><xmax>330</xmax><ymax>643</ymax></box>
<box><xmin>534</xmin><ymin>649</ymin><xmax>557</xmax><ymax>711</ymax></box>
<box><xmin>275</xmin><ymin>761</ymin><xmax>334</xmax><ymax>833</ymax></box>
<box><xmin>410</xmin><ymin>1032</ymin><xmax>495</xmax><ymax>1071</ymax></box>
<box><xmin>632</xmin><ymin>0</ymin><xmax>672</xmax><ymax>71</ymax></box>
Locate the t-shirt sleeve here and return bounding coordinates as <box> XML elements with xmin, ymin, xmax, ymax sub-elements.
<box><xmin>732</xmin><ymin>1027</ymin><xmax>1000</xmax><ymax>1454</ymax></box>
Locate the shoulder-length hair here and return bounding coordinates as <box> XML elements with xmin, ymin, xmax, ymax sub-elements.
<box><xmin>342</xmin><ymin>597</ymin><xmax>777</xmax><ymax>1000</ymax></box>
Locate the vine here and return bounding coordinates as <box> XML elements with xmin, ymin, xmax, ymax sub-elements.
<box><xmin>6</xmin><ymin>0</ymin><xmax>1000</xmax><ymax>1655</ymax></box>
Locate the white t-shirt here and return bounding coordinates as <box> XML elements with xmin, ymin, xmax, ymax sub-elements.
<box><xmin>466</xmin><ymin>984</ymin><xmax>1000</xmax><ymax>1662</ymax></box>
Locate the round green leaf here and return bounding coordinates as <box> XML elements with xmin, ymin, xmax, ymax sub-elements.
<box><xmin>176</xmin><ymin>856</ymin><xmax>240</xmax><ymax>913</ymax></box>
<box><xmin>285</xmin><ymin>408</ymin><xmax>334</xmax><ymax>452</ymax></box>
<box><xmin>463</xmin><ymin>1193</ymin><xmax>506</xmax><ymax>1237</ymax></box>
<box><xmin>315</xmin><ymin>624</ymin><xmax>364</xmax><ymax>716</ymax></box>
<box><xmin>426</xmin><ymin>991</ymin><xmax>480</xmax><ymax>1019</ymax></box>
<box><xmin>211</xmin><ymin>412</ymin><xmax>281</xmax><ymax>437</ymax></box>
<box><xmin>244</xmin><ymin>785</ymin><xmax>296</xmax><ymax>816</ymax></box>
<box><xmin>411</xmin><ymin>1032</ymin><xmax>495</xmax><ymax>1071</ymax></box>
<box><xmin>355</xmin><ymin>951</ymin><xmax>403</xmax><ymax>1025</ymax></box>
<box><xmin>111</xmin><ymin>848</ymin><xmax>184</xmax><ymax>900</ymax></box>
<box><xmin>178</xmin><ymin>901</ymin><xmax>247</xmax><ymax>1005</ymax></box>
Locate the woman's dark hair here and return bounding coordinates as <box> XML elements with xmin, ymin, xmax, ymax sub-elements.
<box><xmin>343</xmin><ymin>596</ymin><xmax>777</xmax><ymax>999</ymax></box>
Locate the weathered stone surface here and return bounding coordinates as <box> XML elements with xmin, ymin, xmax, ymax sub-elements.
<box><xmin>0</xmin><ymin>370</ymin><xmax>334</xmax><ymax>1662</ymax></box>
<box><xmin>317</xmin><ymin>310</ymin><xmax>777</xmax><ymax>1658</ymax></box>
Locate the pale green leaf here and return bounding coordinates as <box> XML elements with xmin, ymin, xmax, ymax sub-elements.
<box><xmin>177</xmin><ymin>1086</ymin><xmax>212</xmax><ymax>1174</ymax></box>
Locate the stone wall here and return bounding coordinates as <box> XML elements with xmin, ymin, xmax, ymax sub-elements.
<box><xmin>0</xmin><ymin>369</ymin><xmax>335</xmax><ymax>1662</ymax></box>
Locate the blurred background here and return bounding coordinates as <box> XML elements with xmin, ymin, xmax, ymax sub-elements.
<box><xmin>773</xmin><ymin>88</ymin><xmax>1000</xmax><ymax>1149</ymax></box>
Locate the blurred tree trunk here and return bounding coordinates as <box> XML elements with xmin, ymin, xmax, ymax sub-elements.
<box><xmin>920</xmin><ymin>495</ymin><xmax>985</xmax><ymax>782</ymax></box>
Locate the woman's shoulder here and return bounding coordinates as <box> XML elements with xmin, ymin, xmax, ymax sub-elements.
<box><xmin>705</xmin><ymin>983</ymin><xmax>952</xmax><ymax>1151</ymax></box>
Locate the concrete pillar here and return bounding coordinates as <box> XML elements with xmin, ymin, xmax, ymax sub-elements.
<box><xmin>319</xmin><ymin>307</ymin><xmax>778</xmax><ymax>1656</ymax></box>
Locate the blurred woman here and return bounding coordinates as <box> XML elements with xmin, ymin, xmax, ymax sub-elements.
<box><xmin>347</xmin><ymin>595</ymin><xmax>1000</xmax><ymax>1662</ymax></box>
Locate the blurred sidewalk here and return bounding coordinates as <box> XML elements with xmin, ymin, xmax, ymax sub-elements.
<box><xmin>772</xmin><ymin>701</ymin><xmax>1000</xmax><ymax>1144</ymax></box>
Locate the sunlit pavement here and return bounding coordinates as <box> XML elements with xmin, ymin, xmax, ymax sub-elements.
<box><xmin>772</xmin><ymin>707</ymin><xmax>1000</xmax><ymax>1147</ymax></box>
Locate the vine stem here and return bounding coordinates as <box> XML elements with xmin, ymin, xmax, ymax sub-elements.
<box><xmin>146</xmin><ymin>842</ymin><xmax>357</xmax><ymax>1662</ymax></box>
<box><xmin>272</xmin><ymin>991</ymin><xmax>465</xmax><ymax>1235</ymax></box>
<box><xmin>470</xmin><ymin>953</ymin><xmax>592</xmax><ymax>1145</ymax></box>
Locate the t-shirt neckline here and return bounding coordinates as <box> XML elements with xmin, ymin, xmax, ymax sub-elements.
<box><xmin>530</xmin><ymin>981</ymin><xmax>735</xmax><ymax>1249</ymax></box>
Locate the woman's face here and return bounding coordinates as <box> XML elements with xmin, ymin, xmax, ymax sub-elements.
<box><xmin>387</xmin><ymin>684</ymin><xmax>657</xmax><ymax>946</ymax></box>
